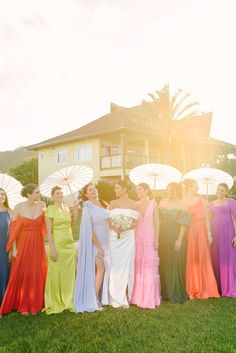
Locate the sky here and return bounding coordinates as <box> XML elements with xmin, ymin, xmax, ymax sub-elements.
<box><xmin>0</xmin><ymin>0</ymin><xmax>236</xmax><ymax>151</ymax></box>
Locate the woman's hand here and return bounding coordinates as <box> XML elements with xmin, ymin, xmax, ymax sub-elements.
<box><xmin>12</xmin><ymin>244</ymin><xmax>17</xmax><ymax>258</ymax></box>
<box><xmin>50</xmin><ymin>246</ymin><xmax>57</xmax><ymax>262</ymax></box>
<box><xmin>207</xmin><ymin>234</ymin><xmax>213</xmax><ymax>245</ymax></box>
<box><xmin>97</xmin><ymin>244</ymin><xmax>105</xmax><ymax>257</ymax></box>
<box><xmin>71</xmin><ymin>200</ymin><xmax>79</xmax><ymax>215</ymax></box>
<box><xmin>175</xmin><ymin>239</ymin><xmax>182</xmax><ymax>252</ymax></box>
<box><xmin>154</xmin><ymin>239</ymin><xmax>159</xmax><ymax>251</ymax></box>
<box><xmin>232</xmin><ymin>236</ymin><xmax>236</xmax><ymax>247</ymax></box>
<box><xmin>8</xmin><ymin>249</ymin><xmax>16</xmax><ymax>262</ymax></box>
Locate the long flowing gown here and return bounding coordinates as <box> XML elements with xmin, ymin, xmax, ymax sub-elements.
<box><xmin>186</xmin><ymin>198</ymin><xmax>219</xmax><ymax>299</ymax></box>
<box><xmin>74</xmin><ymin>201</ymin><xmax>110</xmax><ymax>313</ymax></box>
<box><xmin>109</xmin><ymin>208</ymin><xmax>139</xmax><ymax>308</ymax></box>
<box><xmin>0</xmin><ymin>211</ymin><xmax>10</xmax><ymax>305</ymax></box>
<box><xmin>131</xmin><ymin>201</ymin><xmax>161</xmax><ymax>309</ymax></box>
<box><xmin>0</xmin><ymin>215</ymin><xmax>47</xmax><ymax>314</ymax></box>
<box><xmin>44</xmin><ymin>205</ymin><xmax>77</xmax><ymax>314</ymax></box>
<box><xmin>209</xmin><ymin>198</ymin><xmax>236</xmax><ymax>297</ymax></box>
<box><xmin>159</xmin><ymin>208</ymin><xmax>190</xmax><ymax>303</ymax></box>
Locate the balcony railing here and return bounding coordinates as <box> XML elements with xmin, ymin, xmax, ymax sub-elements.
<box><xmin>100</xmin><ymin>153</ymin><xmax>205</xmax><ymax>172</ymax></box>
<box><xmin>100</xmin><ymin>154</ymin><xmax>147</xmax><ymax>170</ymax></box>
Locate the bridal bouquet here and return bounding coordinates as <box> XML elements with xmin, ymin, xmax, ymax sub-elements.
<box><xmin>111</xmin><ymin>215</ymin><xmax>133</xmax><ymax>239</ymax></box>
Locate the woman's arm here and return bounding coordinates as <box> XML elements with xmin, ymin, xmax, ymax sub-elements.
<box><xmin>203</xmin><ymin>200</ymin><xmax>212</xmax><ymax>245</ymax></box>
<box><xmin>45</xmin><ymin>217</ymin><xmax>57</xmax><ymax>261</ymax></box>
<box><xmin>205</xmin><ymin>215</ymin><xmax>212</xmax><ymax>245</ymax></box>
<box><xmin>175</xmin><ymin>225</ymin><xmax>186</xmax><ymax>252</ymax></box>
<box><xmin>70</xmin><ymin>201</ymin><xmax>79</xmax><ymax>226</ymax></box>
<box><xmin>8</xmin><ymin>205</ymin><xmax>20</xmax><ymax>260</ymax></box>
<box><xmin>231</xmin><ymin>214</ymin><xmax>236</xmax><ymax>247</ymax></box>
<box><xmin>92</xmin><ymin>232</ymin><xmax>105</xmax><ymax>257</ymax></box>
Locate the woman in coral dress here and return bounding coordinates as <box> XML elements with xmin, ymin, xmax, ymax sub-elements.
<box><xmin>0</xmin><ymin>188</ymin><xmax>11</xmax><ymax>305</ymax></box>
<box><xmin>131</xmin><ymin>183</ymin><xmax>161</xmax><ymax>309</ymax></box>
<box><xmin>43</xmin><ymin>186</ymin><xmax>78</xmax><ymax>314</ymax></box>
<box><xmin>182</xmin><ymin>179</ymin><xmax>219</xmax><ymax>299</ymax></box>
<box><xmin>0</xmin><ymin>184</ymin><xmax>47</xmax><ymax>316</ymax></box>
<box><xmin>209</xmin><ymin>183</ymin><xmax>236</xmax><ymax>297</ymax></box>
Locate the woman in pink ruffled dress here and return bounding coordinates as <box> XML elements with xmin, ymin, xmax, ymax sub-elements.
<box><xmin>131</xmin><ymin>183</ymin><xmax>161</xmax><ymax>309</ymax></box>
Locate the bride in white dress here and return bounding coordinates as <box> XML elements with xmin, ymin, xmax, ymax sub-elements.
<box><xmin>109</xmin><ymin>181</ymin><xmax>139</xmax><ymax>308</ymax></box>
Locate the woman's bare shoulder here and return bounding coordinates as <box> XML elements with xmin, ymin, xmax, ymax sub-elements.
<box><xmin>109</xmin><ymin>199</ymin><xmax>118</xmax><ymax>209</ymax></box>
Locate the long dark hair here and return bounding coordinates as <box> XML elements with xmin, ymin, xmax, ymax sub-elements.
<box><xmin>182</xmin><ymin>178</ymin><xmax>197</xmax><ymax>190</ymax></box>
<box><xmin>21</xmin><ymin>183</ymin><xmax>38</xmax><ymax>198</ymax></box>
<box><xmin>217</xmin><ymin>183</ymin><xmax>229</xmax><ymax>197</ymax></box>
<box><xmin>167</xmin><ymin>182</ymin><xmax>182</xmax><ymax>199</ymax></box>
<box><xmin>116</xmin><ymin>180</ymin><xmax>132</xmax><ymax>192</ymax></box>
<box><xmin>81</xmin><ymin>183</ymin><xmax>108</xmax><ymax>209</ymax></box>
<box><xmin>51</xmin><ymin>186</ymin><xmax>62</xmax><ymax>197</ymax></box>
<box><xmin>137</xmin><ymin>183</ymin><xmax>152</xmax><ymax>197</ymax></box>
<box><xmin>0</xmin><ymin>188</ymin><xmax>10</xmax><ymax>209</ymax></box>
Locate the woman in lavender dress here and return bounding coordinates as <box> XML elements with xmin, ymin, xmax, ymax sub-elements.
<box><xmin>209</xmin><ymin>183</ymin><xmax>236</xmax><ymax>297</ymax></box>
<box><xmin>74</xmin><ymin>183</ymin><xmax>110</xmax><ymax>313</ymax></box>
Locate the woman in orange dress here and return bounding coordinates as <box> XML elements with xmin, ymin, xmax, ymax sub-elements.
<box><xmin>0</xmin><ymin>184</ymin><xmax>47</xmax><ymax>316</ymax></box>
<box><xmin>182</xmin><ymin>179</ymin><xmax>219</xmax><ymax>299</ymax></box>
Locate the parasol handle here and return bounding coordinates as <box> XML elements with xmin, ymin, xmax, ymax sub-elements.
<box><xmin>67</xmin><ymin>183</ymin><xmax>77</xmax><ymax>203</ymax></box>
<box><xmin>154</xmin><ymin>175</ymin><xmax>157</xmax><ymax>190</ymax></box>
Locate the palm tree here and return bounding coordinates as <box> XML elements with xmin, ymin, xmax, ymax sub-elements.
<box><xmin>142</xmin><ymin>84</ymin><xmax>201</xmax><ymax>166</ymax></box>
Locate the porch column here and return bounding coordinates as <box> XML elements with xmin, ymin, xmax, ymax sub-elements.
<box><xmin>120</xmin><ymin>132</ymin><xmax>125</xmax><ymax>180</ymax></box>
<box><xmin>144</xmin><ymin>138</ymin><xmax>150</xmax><ymax>163</ymax></box>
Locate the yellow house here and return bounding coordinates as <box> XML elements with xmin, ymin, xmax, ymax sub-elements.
<box><xmin>28</xmin><ymin>103</ymin><xmax>236</xmax><ymax>184</ymax></box>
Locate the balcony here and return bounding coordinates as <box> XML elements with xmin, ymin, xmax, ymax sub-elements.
<box><xmin>100</xmin><ymin>154</ymin><xmax>147</xmax><ymax>170</ymax></box>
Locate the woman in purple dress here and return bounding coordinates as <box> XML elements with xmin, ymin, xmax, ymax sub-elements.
<box><xmin>209</xmin><ymin>183</ymin><xmax>236</xmax><ymax>297</ymax></box>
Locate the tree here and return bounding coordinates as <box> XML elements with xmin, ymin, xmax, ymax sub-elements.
<box><xmin>9</xmin><ymin>157</ymin><xmax>38</xmax><ymax>185</ymax></box>
<box><xmin>142</xmin><ymin>84</ymin><xmax>200</xmax><ymax>164</ymax></box>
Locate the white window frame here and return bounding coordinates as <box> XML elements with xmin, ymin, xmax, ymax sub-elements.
<box><xmin>55</xmin><ymin>149</ymin><xmax>67</xmax><ymax>165</ymax></box>
<box><xmin>75</xmin><ymin>144</ymin><xmax>92</xmax><ymax>162</ymax></box>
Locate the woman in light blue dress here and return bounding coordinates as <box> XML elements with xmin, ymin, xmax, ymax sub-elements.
<box><xmin>0</xmin><ymin>188</ymin><xmax>11</xmax><ymax>305</ymax></box>
<box><xmin>74</xmin><ymin>183</ymin><xmax>110</xmax><ymax>313</ymax></box>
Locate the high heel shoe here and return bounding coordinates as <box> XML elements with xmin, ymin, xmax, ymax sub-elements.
<box><xmin>97</xmin><ymin>301</ymin><xmax>104</xmax><ymax>311</ymax></box>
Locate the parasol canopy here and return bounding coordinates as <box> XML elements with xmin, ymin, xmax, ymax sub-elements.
<box><xmin>40</xmin><ymin>165</ymin><xmax>93</xmax><ymax>197</ymax></box>
<box><xmin>183</xmin><ymin>167</ymin><xmax>233</xmax><ymax>196</ymax></box>
<box><xmin>129</xmin><ymin>163</ymin><xmax>182</xmax><ymax>190</ymax></box>
<box><xmin>0</xmin><ymin>173</ymin><xmax>25</xmax><ymax>208</ymax></box>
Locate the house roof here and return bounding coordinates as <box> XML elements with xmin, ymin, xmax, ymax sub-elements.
<box><xmin>28</xmin><ymin>104</ymin><xmax>156</xmax><ymax>150</ymax></box>
<box><xmin>28</xmin><ymin>103</ymin><xmax>231</xmax><ymax>150</ymax></box>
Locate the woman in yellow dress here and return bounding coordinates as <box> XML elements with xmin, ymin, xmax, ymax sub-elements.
<box><xmin>43</xmin><ymin>186</ymin><xmax>78</xmax><ymax>314</ymax></box>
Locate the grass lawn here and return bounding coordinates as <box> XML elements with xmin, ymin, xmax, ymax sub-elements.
<box><xmin>1</xmin><ymin>298</ymin><xmax>236</xmax><ymax>353</ymax></box>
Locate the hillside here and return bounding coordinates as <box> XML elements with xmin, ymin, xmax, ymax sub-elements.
<box><xmin>0</xmin><ymin>147</ymin><xmax>36</xmax><ymax>173</ymax></box>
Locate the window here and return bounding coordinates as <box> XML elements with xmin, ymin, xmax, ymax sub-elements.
<box><xmin>56</xmin><ymin>150</ymin><xmax>67</xmax><ymax>164</ymax></box>
<box><xmin>111</xmin><ymin>146</ymin><xmax>121</xmax><ymax>155</ymax></box>
<box><xmin>103</xmin><ymin>144</ymin><xmax>121</xmax><ymax>156</ymax></box>
<box><xmin>76</xmin><ymin>144</ymin><xmax>92</xmax><ymax>161</ymax></box>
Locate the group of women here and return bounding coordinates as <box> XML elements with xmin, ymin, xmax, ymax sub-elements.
<box><xmin>0</xmin><ymin>177</ymin><xmax>236</xmax><ymax>316</ymax></box>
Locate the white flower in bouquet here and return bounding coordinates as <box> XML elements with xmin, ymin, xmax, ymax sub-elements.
<box><xmin>111</xmin><ymin>215</ymin><xmax>133</xmax><ymax>239</ymax></box>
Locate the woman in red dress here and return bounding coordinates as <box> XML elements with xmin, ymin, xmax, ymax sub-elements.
<box><xmin>0</xmin><ymin>184</ymin><xmax>47</xmax><ymax>316</ymax></box>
